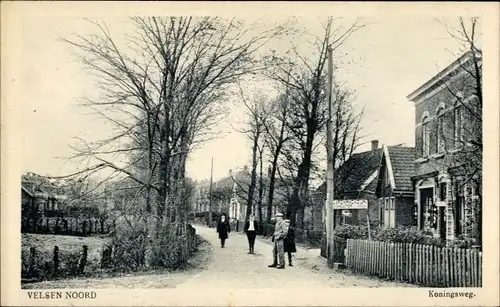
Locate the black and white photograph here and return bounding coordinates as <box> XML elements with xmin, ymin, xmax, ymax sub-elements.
<box><xmin>1</xmin><ymin>2</ymin><xmax>499</xmax><ymax>306</ymax></box>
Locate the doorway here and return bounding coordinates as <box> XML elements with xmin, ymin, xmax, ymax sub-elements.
<box><xmin>419</xmin><ymin>188</ymin><xmax>434</xmax><ymax>229</ymax></box>
<box><xmin>438</xmin><ymin>207</ymin><xmax>446</xmax><ymax>239</ymax></box>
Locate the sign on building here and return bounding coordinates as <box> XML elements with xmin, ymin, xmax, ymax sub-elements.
<box><xmin>341</xmin><ymin>210</ymin><xmax>352</xmax><ymax>217</ymax></box>
<box><xmin>331</xmin><ymin>199</ymin><xmax>368</xmax><ymax>210</ymax></box>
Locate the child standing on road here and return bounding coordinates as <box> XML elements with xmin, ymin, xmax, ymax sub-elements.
<box><xmin>283</xmin><ymin>219</ymin><xmax>296</xmax><ymax>267</ymax></box>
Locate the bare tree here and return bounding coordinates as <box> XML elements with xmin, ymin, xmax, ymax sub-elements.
<box><xmin>436</xmin><ymin>17</ymin><xmax>482</xmax><ymax>246</ymax></box>
<box><xmin>262</xmin><ymin>18</ymin><xmax>367</xmax><ymax>228</ymax></box>
<box><xmin>63</xmin><ymin>17</ymin><xmax>285</xmax><ymax>268</ymax></box>
<box><xmin>262</xmin><ymin>90</ymin><xmax>293</xmax><ymax>224</ymax></box>
<box><xmin>236</xmin><ymin>84</ymin><xmax>271</xmax><ymax>221</ymax></box>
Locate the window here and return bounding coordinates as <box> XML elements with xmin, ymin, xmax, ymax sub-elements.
<box><xmin>454</xmin><ymin>179</ymin><xmax>464</xmax><ymax>235</ymax></box>
<box><xmin>454</xmin><ymin>106</ymin><xmax>464</xmax><ymax>147</ymax></box>
<box><xmin>379</xmin><ymin>199</ymin><xmax>384</xmax><ymax>225</ymax></box>
<box><xmin>422</xmin><ymin>117</ymin><xmax>430</xmax><ymax>156</ymax></box>
<box><xmin>437</xmin><ymin>109</ymin><xmax>445</xmax><ymax>153</ymax></box>
<box><xmin>413</xmin><ymin>203</ymin><xmax>419</xmax><ymax>226</ymax></box>
<box><xmin>439</xmin><ymin>182</ymin><xmax>447</xmax><ymax>201</ymax></box>
<box><xmin>427</xmin><ymin>198</ymin><xmax>438</xmax><ymax>230</ymax></box>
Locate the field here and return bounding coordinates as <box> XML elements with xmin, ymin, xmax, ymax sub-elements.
<box><xmin>22</xmin><ymin>233</ymin><xmax>111</xmax><ymax>257</ymax></box>
<box><xmin>22</xmin><ymin>237</ymin><xmax>212</xmax><ymax>289</ymax></box>
<box><xmin>21</xmin><ymin>233</ymin><xmax>112</xmax><ymax>283</ymax></box>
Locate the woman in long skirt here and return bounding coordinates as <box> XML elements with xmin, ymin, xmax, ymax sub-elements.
<box><xmin>216</xmin><ymin>213</ymin><xmax>231</xmax><ymax>248</ymax></box>
<box><xmin>283</xmin><ymin>219</ymin><xmax>297</xmax><ymax>266</ymax></box>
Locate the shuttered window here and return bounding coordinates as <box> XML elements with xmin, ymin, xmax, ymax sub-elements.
<box><xmin>429</xmin><ymin>119</ymin><xmax>438</xmax><ymax>155</ymax></box>
<box><xmin>437</xmin><ymin>108</ymin><xmax>445</xmax><ymax>153</ymax></box>
<box><xmin>454</xmin><ymin>106</ymin><xmax>464</xmax><ymax>147</ymax></box>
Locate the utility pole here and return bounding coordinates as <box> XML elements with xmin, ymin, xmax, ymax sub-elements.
<box><xmin>208</xmin><ymin>158</ymin><xmax>214</xmax><ymax>227</ymax></box>
<box><xmin>325</xmin><ymin>46</ymin><xmax>335</xmax><ymax>268</ymax></box>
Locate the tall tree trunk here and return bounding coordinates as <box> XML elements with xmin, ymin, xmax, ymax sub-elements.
<box><xmin>266</xmin><ymin>139</ymin><xmax>284</xmax><ymax>224</ymax></box>
<box><xmin>246</xmin><ymin>136</ymin><xmax>259</xmax><ymax>220</ymax></box>
<box><xmin>287</xmin><ymin>126</ymin><xmax>314</xmax><ymax>228</ymax></box>
<box><xmin>266</xmin><ymin>162</ymin><xmax>277</xmax><ymax>224</ymax></box>
<box><xmin>257</xmin><ymin>148</ymin><xmax>264</xmax><ymax>232</ymax></box>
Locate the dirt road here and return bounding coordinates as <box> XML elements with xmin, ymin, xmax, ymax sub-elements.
<box><xmin>23</xmin><ymin>225</ymin><xmax>414</xmax><ymax>289</ymax></box>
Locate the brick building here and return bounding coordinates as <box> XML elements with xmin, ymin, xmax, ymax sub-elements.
<box><xmin>407</xmin><ymin>51</ymin><xmax>482</xmax><ymax>243</ymax></box>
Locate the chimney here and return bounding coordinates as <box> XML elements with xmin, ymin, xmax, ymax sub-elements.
<box><xmin>243</xmin><ymin>165</ymin><xmax>248</xmax><ymax>172</ymax></box>
<box><xmin>371</xmin><ymin>140</ymin><xmax>379</xmax><ymax>151</ymax></box>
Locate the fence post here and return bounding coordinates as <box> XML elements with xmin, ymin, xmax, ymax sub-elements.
<box><xmin>478</xmin><ymin>251</ymin><xmax>482</xmax><ymax>287</ymax></box>
<box><xmin>78</xmin><ymin>245</ymin><xmax>88</xmax><ymax>275</ymax></box>
<box><xmin>29</xmin><ymin>247</ymin><xmax>37</xmax><ymax>277</ymax></box>
<box><xmin>53</xmin><ymin>246</ymin><xmax>59</xmax><ymax>275</ymax></box>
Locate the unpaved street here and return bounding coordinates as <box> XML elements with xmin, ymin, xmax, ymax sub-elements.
<box><xmin>23</xmin><ymin>225</ymin><xmax>414</xmax><ymax>289</ymax></box>
<box><xmin>178</xmin><ymin>225</ymin><xmax>414</xmax><ymax>289</ymax></box>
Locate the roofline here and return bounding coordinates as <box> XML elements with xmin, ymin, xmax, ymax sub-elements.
<box><xmin>406</xmin><ymin>51</ymin><xmax>482</xmax><ymax>102</ymax></box>
<box><xmin>21</xmin><ymin>186</ymin><xmax>33</xmax><ymax>197</ymax></box>
<box><xmin>359</xmin><ymin>169</ymin><xmax>379</xmax><ymax>192</ymax></box>
<box><xmin>383</xmin><ymin>144</ymin><xmax>397</xmax><ymax>190</ymax></box>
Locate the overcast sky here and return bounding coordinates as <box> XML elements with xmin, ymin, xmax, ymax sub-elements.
<box><xmin>12</xmin><ymin>16</ymin><xmax>467</xmax><ymax>183</ymax></box>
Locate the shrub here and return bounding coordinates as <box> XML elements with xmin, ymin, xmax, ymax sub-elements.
<box><xmin>450</xmin><ymin>235</ymin><xmax>477</xmax><ymax>249</ymax></box>
<box><xmin>331</xmin><ymin>225</ymin><xmax>446</xmax><ymax>247</ymax></box>
<box><xmin>374</xmin><ymin>226</ymin><xmax>445</xmax><ymax>247</ymax></box>
<box><xmin>333</xmin><ymin>224</ymin><xmax>372</xmax><ymax>241</ymax></box>
<box><xmin>111</xmin><ymin>225</ymin><xmax>147</xmax><ymax>272</ymax></box>
<box><xmin>21</xmin><ymin>245</ymin><xmax>98</xmax><ymax>281</ymax></box>
<box><xmin>58</xmin><ymin>250</ymin><xmax>82</xmax><ymax>277</ymax></box>
<box><xmin>21</xmin><ymin>247</ymin><xmax>52</xmax><ymax>280</ymax></box>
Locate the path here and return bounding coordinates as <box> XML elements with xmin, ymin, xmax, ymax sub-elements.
<box><xmin>22</xmin><ymin>225</ymin><xmax>414</xmax><ymax>289</ymax></box>
<box><xmin>178</xmin><ymin>225</ymin><xmax>414</xmax><ymax>289</ymax></box>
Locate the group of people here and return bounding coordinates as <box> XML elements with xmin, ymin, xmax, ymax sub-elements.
<box><xmin>215</xmin><ymin>212</ymin><xmax>296</xmax><ymax>268</ymax></box>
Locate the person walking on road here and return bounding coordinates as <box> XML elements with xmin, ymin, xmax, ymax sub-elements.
<box><xmin>283</xmin><ymin>219</ymin><xmax>297</xmax><ymax>267</ymax></box>
<box><xmin>268</xmin><ymin>212</ymin><xmax>288</xmax><ymax>269</ymax></box>
<box><xmin>216</xmin><ymin>213</ymin><xmax>231</xmax><ymax>248</ymax></box>
<box><xmin>244</xmin><ymin>214</ymin><xmax>259</xmax><ymax>254</ymax></box>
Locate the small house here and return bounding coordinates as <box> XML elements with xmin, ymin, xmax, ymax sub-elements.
<box><xmin>375</xmin><ymin>145</ymin><xmax>417</xmax><ymax>228</ymax></box>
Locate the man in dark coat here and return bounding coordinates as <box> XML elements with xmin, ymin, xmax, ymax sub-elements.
<box><xmin>283</xmin><ymin>219</ymin><xmax>297</xmax><ymax>266</ymax></box>
<box><xmin>216</xmin><ymin>213</ymin><xmax>231</xmax><ymax>248</ymax></box>
<box><xmin>244</xmin><ymin>214</ymin><xmax>259</xmax><ymax>254</ymax></box>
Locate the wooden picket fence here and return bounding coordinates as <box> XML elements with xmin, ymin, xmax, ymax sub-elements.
<box><xmin>345</xmin><ymin>239</ymin><xmax>482</xmax><ymax>287</ymax></box>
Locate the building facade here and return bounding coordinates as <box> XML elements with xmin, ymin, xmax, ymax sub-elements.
<box><xmin>315</xmin><ymin>141</ymin><xmax>418</xmax><ymax>230</ymax></box>
<box><xmin>407</xmin><ymin>51</ymin><xmax>482</xmax><ymax>244</ymax></box>
<box><xmin>375</xmin><ymin>145</ymin><xmax>416</xmax><ymax>228</ymax></box>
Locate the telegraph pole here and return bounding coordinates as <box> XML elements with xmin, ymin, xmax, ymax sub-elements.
<box><xmin>325</xmin><ymin>46</ymin><xmax>335</xmax><ymax>268</ymax></box>
<box><xmin>208</xmin><ymin>158</ymin><xmax>214</xmax><ymax>227</ymax></box>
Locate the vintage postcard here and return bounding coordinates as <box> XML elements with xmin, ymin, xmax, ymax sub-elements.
<box><xmin>1</xmin><ymin>1</ymin><xmax>499</xmax><ymax>306</ymax></box>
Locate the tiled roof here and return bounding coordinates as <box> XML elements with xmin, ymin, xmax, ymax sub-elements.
<box><xmin>386</xmin><ymin>146</ymin><xmax>416</xmax><ymax>192</ymax></box>
<box><xmin>317</xmin><ymin>148</ymin><xmax>383</xmax><ymax>196</ymax></box>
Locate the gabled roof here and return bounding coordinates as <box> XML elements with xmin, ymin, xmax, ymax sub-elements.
<box><xmin>21</xmin><ymin>173</ymin><xmax>70</xmax><ymax>200</ymax></box>
<box><xmin>216</xmin><ymin>168</ymin><xmax>251</xmax><ymax>190</ymax></box>
<box><xmin>21</xmin><ymin>185</ymin><xmax>34</xmax><ymax>197</ymax></box>
<box><xmin>383</xmin><ymin>145</ymin><xmax>416</xmax><ymax>192</ymax></box>
<box><xmin>317</xmin><ymin>148</ymin><xmax>384</xmax><ymax>196</ymax></box>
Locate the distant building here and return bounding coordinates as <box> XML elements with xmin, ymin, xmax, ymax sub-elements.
<box><xmin>193</xmin><ymin>165</ymin><xmax>289</xmax><ymax>226</ymax></box>
<box><xmin>21</xmin><ymin>173</ymin><xmax>68</xmax><ymax>218</ymax></box>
